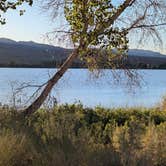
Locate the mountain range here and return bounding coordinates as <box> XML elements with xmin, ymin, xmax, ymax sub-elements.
<box><xmin>0</xmin><ymin>38</ymin><xmax>166</xmax><ymax>69</ymax></box>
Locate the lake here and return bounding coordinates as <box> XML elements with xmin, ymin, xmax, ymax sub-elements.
<box><xmin>0</xmin><ymin>68</ymin><xmax>166</xmax><ymax>108</ymax></box>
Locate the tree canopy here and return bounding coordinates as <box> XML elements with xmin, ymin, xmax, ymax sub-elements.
<box><xmin>44</xmin><ymin>0</ymin><xmax>166</xmax><ymax>70</ymax></box>
<box><xmin>64</xmin><ymin>0</ymin><xmax>130</xmax><ymax>70</ymax></box>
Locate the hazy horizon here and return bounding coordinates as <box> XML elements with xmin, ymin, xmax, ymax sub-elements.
<box><xmin>1</xmin><ymin>37</ymin><xmax>166</xmax><ymax>56</ymax></box>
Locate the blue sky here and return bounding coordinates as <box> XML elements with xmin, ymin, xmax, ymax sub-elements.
<box><xmin>0</xmin><ymin>2</ymin><xmax>54</xmax><ymax>43</ymax></box>
<box><xmin>0</xmin><ymin>1</ymin><xmax>165</xmax><ymax>54</ymax></box>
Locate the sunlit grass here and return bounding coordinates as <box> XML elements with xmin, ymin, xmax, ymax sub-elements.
<box><xmin>0</xmin><ymin>103</ymin><xmax>165</xmax><ymax>166</ymax></box>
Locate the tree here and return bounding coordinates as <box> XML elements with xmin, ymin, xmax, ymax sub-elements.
<box><xmin>3</xmin><ymin>0</ymin><xmax>166</xmax><ymax>115</ymax></box>
<box><xmin>23</xmin><ymin>0</ymin><xmax>166</xmax><ymax>115</ymax></box>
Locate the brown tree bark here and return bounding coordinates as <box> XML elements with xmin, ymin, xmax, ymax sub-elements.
<box><xmin>23</xmin><ymin>48</ymin><xmax>79</xmax><ymax>116</ymax></box>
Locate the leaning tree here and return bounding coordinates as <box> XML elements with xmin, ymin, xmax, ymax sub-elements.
<box><xmin>1</xmin><ymin>0</ymin><xmax>166</xmax><ymax>115</ymax></box>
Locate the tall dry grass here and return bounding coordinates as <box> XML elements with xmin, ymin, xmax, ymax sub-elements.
<box><xmin>0</xmin><ymin>104</ymin><xmax>165</xmax><ymax>166</ymax></box>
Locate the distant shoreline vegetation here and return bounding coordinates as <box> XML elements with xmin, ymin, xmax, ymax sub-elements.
<box><xmin>1</xmin><ymin>55</ymin><xmax>166</xmax><ymax>69</ymax></box>
<box><xmin>0</xmin><ymin>63</ymin><xmax>166</xmax><ymax>69</ymax></box>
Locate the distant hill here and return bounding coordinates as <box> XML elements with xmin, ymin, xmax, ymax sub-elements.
<box><xmin>0</xmin><ymin>38</ymin><xmax>72</xmax><ymax>68</ymax></box>
<box><xmin>126</xmin><ymin>49</ymin><xmax>166</xmax><ymax>69</ymax></box>
<box><xmin>0</xmin><ymin>38</ymin><xmax>166</xmax><ymax>69</ymax></box>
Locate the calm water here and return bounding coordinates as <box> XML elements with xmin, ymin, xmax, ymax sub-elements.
<box><xmin>0</xmin><ymin>68</ymin><xmax>166</xmax><ymax>108</ymax></box>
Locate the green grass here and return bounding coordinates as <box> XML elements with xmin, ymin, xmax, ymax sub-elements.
<box><xmin>0</xmin><ymin>104</ymin><xmax>166</xmax><ymax>166</ymax></box>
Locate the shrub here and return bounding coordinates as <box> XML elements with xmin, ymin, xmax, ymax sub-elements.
<box><xmin>0</xmin><ymin>104</ymin><xmax>165</xmax><ymax>166</ymax></box>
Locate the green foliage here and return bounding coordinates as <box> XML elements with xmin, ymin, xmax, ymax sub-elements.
<box><xmin>0</xmin><ymin>104</ymin><xmax>166</xmax><ymax>165</ymax></box>
<box><xmin>64</xmin><ymin>0</ymin><xmax>129</xmax><ymax>70</ymax></box>
<box><xmin>0</xmin><ymin>0</ymin><xmax>33</xmax><ymax>25</ymax></box>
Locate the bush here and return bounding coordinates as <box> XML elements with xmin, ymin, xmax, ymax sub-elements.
<box><xmin>0</xmin><ymin>104</ymin><xmax>165</xmax><ymax>166</ymax></box>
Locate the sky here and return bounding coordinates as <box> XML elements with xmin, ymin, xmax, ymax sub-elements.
<box><xmin>0</xmin><ymin>2</ymin><xmax>53</xmax><ymax>43</ymax></box>
<box><xmin>0</xmin><ymin>1</ymin><xmax>165</xmax><ymax>54</ymax></box>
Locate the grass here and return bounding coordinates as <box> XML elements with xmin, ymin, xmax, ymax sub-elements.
<box><xmin>0</xmin><ymin>104</ymin><xmax>165</xmax><ymax>166</ymax></box>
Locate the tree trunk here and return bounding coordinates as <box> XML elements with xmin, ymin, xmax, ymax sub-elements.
<box><xmin>23</xmin><ymin>48</ymin><xmax>79</xmax><ymax>116</ymax></box>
